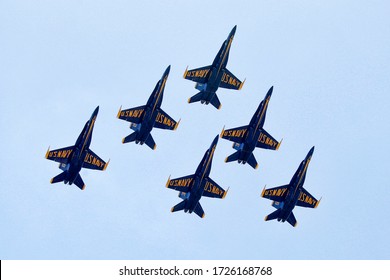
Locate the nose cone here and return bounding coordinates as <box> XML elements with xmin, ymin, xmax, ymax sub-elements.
<box><xmin>211</xmin><ymin>135</ymin><xmax>219</xmax><ymax>148</ymax></box>
<box><xmin>92</xmin><ymin>106</ymin><xmax>99</xmax><ymax>117</ymax></box>
<box><xmin>164</xmin><ymin>65</ymin><xmax>171</xmax><ymax>76</ymax></box>
<box><xmin>230</xmin><ymin>25</ymin><xmax>237</xmax><ymax>36</ymax></box>
<box><xmin>266</xmin><ymin>86</ymin><xmax>274</xmax><ymax>99</ymax></box>
<box><xmin>307</xmin><ymin>146</ymin><xmax>315</xmax><ymax>159</ymax></box>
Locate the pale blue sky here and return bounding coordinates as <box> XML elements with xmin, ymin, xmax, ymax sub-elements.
<box><xmin>1</xmin><ymin>0</ymin><xmax>389</xmax><ymax>259</ymax></box>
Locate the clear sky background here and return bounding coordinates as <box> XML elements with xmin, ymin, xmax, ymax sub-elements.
<box><xmin>1</xmin><ymin>0</ymin><xmax>389</xmax><ymax>260</ymax></box>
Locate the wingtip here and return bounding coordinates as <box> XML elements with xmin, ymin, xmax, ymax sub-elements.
<box><xmin>224</xmin><ymin>157</ymin><xmax>228</xmax><ymax>163</ymax></box>
<box><xmin>315</xmin><ymin>197</ymin><xmax>322</xmax><ymax>208</ymax></box>
<box><xmin>218</xmin><ymin>104</ymin><xmax>222</xmax><ymax>110</ymax></box>
<box><xmin>187</xmin><ymin>98</ymin><xmax>191</xmax><ymax>104</ymax></box>
<box><xmin>116</xmin><ymin>106</ymin><xmax>122</xmax><ymax>118</ymax></box>
<box><xmin>201</xmin><ymin>213</ymin><xmax>205</xmax><ymax>218</ymax></box>
<box><xmin>165</xmin><ymin>175</ymin><xmax>171</xmax><ymax>188</ymax></box>
<box><xmin>220</xmin><ymin>126</ymin><xmax>225</xmax><ymax>138</ymax></box>
<box><xmin>81</xmin><ymin>184</ymin><xmax>86</xmax><ymax>190</ymax></box>
<box><xmin>174</xmin><ymin>119</ymin><xmax>181</xmax><ymax>131</ymax></box>
<box><xmin>50</xmin><ymin>178</ymin><xmax>54</xmax><ymax>184</ymax></box>
<box><xmin>264</xmin><ymin>215</ymin><xmax>268</xmax><ymax>221</ymax></box>
<box><xmin>255</xmin><ymin>163</ymin><xmax>259</xmax><ymax>169</ymax></box>
<box><xmin>153</xmin><ymin>144</ymin><xmax>157</xmax><ymax>150</ymax></box>
<box><xmin>170</xmin><ymin>207</ymin><xmax>174</xmax><ymax>213</ymax></box>
<box><xmin>294</xmin><ymin>222</ymin><xmax>298</xmax><ymax>227</ymax></box>
<box><xmin>238</xmin><ymin>78</ymin><xmax>246</xmax><ymax>90</ymax></box>
<box><xmin>261</xmin><ymin>185</ymin><xmax>266</xmax><ymax>197</ymax></box>
<box><xmin>222</xmin><ymin>187</ymin><xmax>229</xmax><ymax>199</ymax></box>
<box><xmin>121</xmin><ymin>138</ymin><xmax>125</xmax><ymax>144</ymax></box>
<box><xmin>183</xmin><ymin>66</ymin><xmax>189</xmax><ymax>78</ymax></box>
<box><xmin>276</xmin><ymin>138</ymin><xmax>283</xmax><ymax>150</ymax></box>
<box><xmin>103</xmin><ymin>159</ymin><xmax>110</xmax><ymax>171</ymax></box>
<box><xmin>45</xmin><ymin>146</ymin><xmax>50</xmax><ymax>159</ymax></box>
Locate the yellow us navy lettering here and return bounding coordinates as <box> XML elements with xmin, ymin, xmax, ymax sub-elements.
<box><xmin>258</xmin><ymin>133</ymin><xmax>278</xmax><ymax>148</ymax></box>
<box><xmin>298</xmin><ymin>192</ymin><xmax>317</xmax><ymax>207</ymax></box>
<box><xmin>223</xmin><ymin>128</ymin><xmax>247</xmax><ymax>138</ymax></box>
<box><xmin>49</xmin><ymin>149</ymin><xmax>72</xmax><ymax>159</ymax></box>
<box><xmin>121</xmin><ymin>109</ymin><xmax>144</xmax><ymax>118</ymax></box>
<box><xmin>204</xmin><ymin>181</ymin><xmax>224</xmax><ymax>196</ymax></box>
<box><xmin>221</xmin><ymin>72</ymin><xmax>241</xmax><ymax>88</ymax></box>
<box><xmin>186</xmin><ymin>69</ymin><xmax>210</xmax><ymax>79</ymax></box>
<box><xmin>170</xmin><ymin>178</ymin><xmax>193</xmax><ymax>188</ymax></box>
<box><xmin>264</xmin><ymin>188</ymin><xmax>288</xmax><ymax>197</ymax></box>
<box><xmin>155</xmin><ymin>112</ymin><xmax>175</xmax><ymax>128</ymax></box>
<box><xmin>84</xmin><ymin>153</ymin><xmax>105</xmax><ymax>168</ymax></box>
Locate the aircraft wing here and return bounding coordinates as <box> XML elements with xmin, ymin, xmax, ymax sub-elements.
<box><xmin>183</xmin><ymin>65</ymin><xmax>212</xmax><ymax>84</ymax></box>
<box><xmin>219</xmin><ymin>68</ymin><xmax>244</xmax><ymax>90</ymax></box>
<box><xmin>257</xmin><ymin>129</ymin><xmax>281</xmax><ymax>150</ymax></box>
<box><xmin>202</xmin><ymin>177</ymin><xmax>228</xmax><ymax>199</ymax></box>
<box><xmin>83</xmin><ymin>149</ymin><xmax>109</xmax><ymax>171</ymax></box>
<box><xmin>45</xmin><ymin>145</ymin><xmax>74</xmax><ymax>164</ymax></box>
<box><xmin>166</xmin><ymin>174</ymin><xmax>195</xmax><ymax>193</ymax></box>
<box><xmin>297</xmin><ymin>187</ymin><xmax>321</xmax><ymax>208</ymax></box>
<box><xmin>261</xmin><ymin>184</ymin><xmax>289</xmax><ymax>202</ymax></box>
<box><xmin>220</xmin><ymin>125</ymin><xmax>248</xmax><ymax>144</ymax></box>
<box><xmin>154</xmin><ymin>109</ymin><xmax>180</xmax><ymax>130</ymax></box>
<box><xmin>117</xmin><ymin>105</ymin><xmax>146</xmax><ymax>123</ymax></box>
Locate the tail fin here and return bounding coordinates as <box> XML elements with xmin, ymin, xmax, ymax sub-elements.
<box><xmin>247</xmin><ymin>153</ymin><xmax>259</xmax><ymax>169</ymax></box>
<box><xmin>50</xmin><ymin>172</ymin><xmax>66</xmax><ymax>184</ymax></box>
<box><xmin>225</xmin><ymin>151</ymin><xmax>240</xmax><ymax>163</ymax></box>
<box><xmin>188</xmin><ymin>92</ymin><xmax>204</xmax><ymax>104</ymax></box>
<box><xmin>287</xmin><ymin>212</ymin><xmax>298</xmax><ymax>227</ymax></box>
<box><xmin>122</xmin><ymin>132</ymin><xmax>137</xmax><ymax>144</ymax></box>
<box><xmin>194</xmin><ymin>202</ymin><xmax>205</xmax><ymax>218</ymax></box>
<box><xmin>210</xmin><ymin>94</ymin><xmax>221</xmax><ymax>110</ymax></box>
<box><xmin>171</xmin><ymin>200</ymin><xmax>186</xmax><ymax>213</ymax></box>
<box><xmin>144</xmin><ymin>134</ymin><xmax>156</xmax><ymax>150</ymax></box>
<box><xmin>264</xmin><ymin>209</ymin><xmax>281</xmax><ymax>221</ymax></box>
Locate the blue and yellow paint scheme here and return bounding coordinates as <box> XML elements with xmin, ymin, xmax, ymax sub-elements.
<box><xmin>183</xmin><ymin>25</ymin><xmax>245</xmax><ymax>110</ymax></box>
<box><xmin>117</xmin><ymin>65</ymin><xmax>180</xmax><ymax>150</ymax></box>
<box><xmin>261</xmin><ymin>147</ymin><xmax>321</xmax><ymax>227</ymax></box>
<box><xmin>166</xmin><ymin>135</ymin><xmax>228</xmax><ymax>218</ymax></box>
<box><xmin>220</xmin><ymin>86</ymin><xmax>281</xmax><ymax>169</ymax></box>
<box><xmin>45</xmin><ymin>106</ymin><xmax>109</xmax><ymax>190</ymax></box>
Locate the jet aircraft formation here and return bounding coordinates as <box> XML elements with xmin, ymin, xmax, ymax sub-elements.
<box><xmin>45</xmin><ymin>25</ymin><xmax>320</xmax><ymax>227</ymax></box>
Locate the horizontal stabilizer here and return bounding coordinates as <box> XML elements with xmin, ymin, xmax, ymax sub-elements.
<box><xmin>194</xmin><ymin>203</ymin><xmax>205</xmax><ymax>218</ymax></box>
<box><xmin>210</xmin><ymin>94</ymin><xmax>221</xmax><ymax>110</ymax></box>
<box><xmin>188</xmin><ymin>91</ymin><xmax>204</xmax><ymax>104</ymax></box>
<box><xmin>50</xmin><ymin>172</ymin><xmax>66</xmax><ymax>184</ymax></box>
<box><xmin>225</xmin><ymin>151</ymin><xmax>240</xmax><ymax>163</ymax></box>
<box><xmin>144</xmin><ymin>134</ymin><xmax>156</xmax><ymax>150</ymax></box>
<box><xmin>287</xmin><ymin>212</ymin><xmax>298</xmax><ymax>227</ymax></box>
<box><xmin>73</xmin><ymin>174</ymin><xmax>86</xmax><ymax>190</ymax></box>
<box><xmin>264</xmin><ymin>209</ymin><xmax>281</xmax><ymax>221</ymax></box>
<box><xmin>247</xmin><ymin>153</ymin><xmax>258</xmax><ymax>169</ymax></box>
<box><xmin>122</xmin><ymin>132</ymin><xmax>137</xmax><ymax>144</ymax></box>
<box><xmin>171</xmin><ymin>200</ymin><xmax>186</xmax><ymax>213</ymax></box>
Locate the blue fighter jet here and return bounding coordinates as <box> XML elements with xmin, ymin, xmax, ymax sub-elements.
<box><xmin>220</xmin><ymin>86</ymin><xmax>281</xmax><ymax>169</ymax></box>
<box><xmin>183</xmin><ymin>25</ymin><xmax>245</xmax><ymax>109</ymax></box>
<box><xmin>261</xmin><ymin>147</ymin><xmax>321</xmax><ymax>227</ymax></box>
<box><xmin>117</xmin><ymin>65</ymin><xmax>180</xmax><ymax>150</ymax></box>
<box><xmin>166</xmin><ymin>135</ymin><xmax>228</xmax><ymax>218</ymax></box>
<box><xmin>45</xmin><ymin>106</ymin><xmax>109</xmax><ymax>190</ymax></box>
